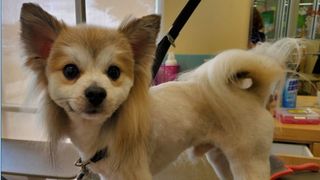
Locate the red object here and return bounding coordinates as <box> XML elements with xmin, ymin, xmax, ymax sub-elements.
<box><xmin>271</xmin><ymin>163</ymin><xmax>320</xmax><ymax>180</ymax></box>
<box><xmin>154</xmin><ymin>65</ymin><xmax>179</xmax><ymax>85</ymax></box>
<box><xmin>275</xmin><ymin>108</ymin><xmax>320</xmax><ymax>124</ymax></box>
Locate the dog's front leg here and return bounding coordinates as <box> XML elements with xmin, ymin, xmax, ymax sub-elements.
<box><xmin>99</xmin><ymin>167</ymin><xmax>152</xmax><ymax>180</ymax></box>
<box><xmin>92</xmin><ymin>153</ymin><xmax>152</xmax><ymax>180</ymax></box>
<box><xmin>112</xmin><ymin>169</ymin><xmax>152</xmax><ymax>180</ymax></box>
<box><xmin>121</xmin><ymin>165</ymin><xmax>152</xmax><ymax>180</ymax></box>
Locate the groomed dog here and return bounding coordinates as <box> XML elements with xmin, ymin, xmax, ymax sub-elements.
<box><xmin>20</xmin><ymin>3</ymin><xmax>299</xmax><ymax>180</ymax></box>
<box><xmin>149</xmin><ymin>39</ymin><xmax>300</xmax><ymax>180</ymax></box>
<box><xmin>20</xmin><ymin>3</ymin><xmax>159</xmax><ymax>179</ymax></box>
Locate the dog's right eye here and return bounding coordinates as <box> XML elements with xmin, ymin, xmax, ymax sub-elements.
<box><xmin>63</xmin><ymin>64</ymin><xmax>79</xmax><ymax>80</ymax></box>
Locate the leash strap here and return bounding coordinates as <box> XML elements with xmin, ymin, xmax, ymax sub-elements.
<box><xmin>152</xmin><ymin>0</ymin><xmax>201</xmax><ymax>78</ymax></box>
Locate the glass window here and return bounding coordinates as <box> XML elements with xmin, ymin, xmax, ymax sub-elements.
<box><xmin>2</xmin><ymin>0</ymin><xmax>76</xmax><ymax>106</ymax></box>
<box><xmin>254</xmin><ymin>0</ymin><xmax>279</xmax><ymax>40</ymax></box>
<box><xmin>296</xmin><ymin>0</ymin><xmax>314</xmax><ymax>38</ymax></box>
<box><xmin>2</xmin><ymin>1</ymin><xmax>76</xmax><ymax>140</ymax></box>
<box><xmin>85</xmin><ymin>0</ymin><xmax>155</xmax><ymax>27</ymax></box>
<box><xmin>314</xmin><ymin>0</ymin><xmax>320</xmax><ymax>38</ymax></box>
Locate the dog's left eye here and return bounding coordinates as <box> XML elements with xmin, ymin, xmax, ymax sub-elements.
<box><xmin>63</xmin><ymin>64</ymin><xmax>80</xmax><ymax>80</ymax></box>
<box><xmin>106</xmin><ymin>65</ymin><xmax>121</xmax><ymax>80</ymax></box>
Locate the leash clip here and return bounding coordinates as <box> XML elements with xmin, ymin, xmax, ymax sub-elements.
<box><xmin>74</xmin><ymin>148</ymin><xmax>107</xmax><ymax>179</ymax></box>
<box><xmin>75</xmin><ymin>158</ymin><xmax>90</xmax><ymax>167</ymax></box>
<box><xmin>75</xmin><ymin>158</ymin><xmax>90</xmax><ymax>180</ymax></box>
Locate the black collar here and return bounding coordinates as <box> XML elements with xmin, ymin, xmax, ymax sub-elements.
<box><xmin>90</xmin><ymin>148</ymin><xmax>108</xmax><ymax>163</ymax></box>
<box><xmin>75</xmin><ymin>147</ymin><xmax>108</xmax><ymax>167</ymax></box>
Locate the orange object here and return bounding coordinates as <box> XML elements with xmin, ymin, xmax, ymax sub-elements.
<box><xmin>271</xmin><ymin>163</ymin><xmax>320</xmax><ymax>180</ymax></box>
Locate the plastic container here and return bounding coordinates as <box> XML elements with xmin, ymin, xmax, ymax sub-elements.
<box><xmin>282</xmin><ymin>73</ymin><xmax>299</xmax><ymax>108</ymax></box>
<box><xmin>275</xmin><ymin>107</ymin><xmax>320</xmax><ymax>124</ymax></box>
<box><xmin>154</xmin><ymin>52</ymin><xmax>179</xmax><ymax>85</ymax></box>
<box><xmin>271</xmin><ymin>142</ymin><xmax>313</xmax><ymax>157</ymax></box>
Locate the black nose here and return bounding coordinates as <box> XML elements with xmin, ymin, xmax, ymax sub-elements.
<box><xmin>85</xmin><ymin>86</ymin><xmax>107</xmax><ymax>106</ymax></box>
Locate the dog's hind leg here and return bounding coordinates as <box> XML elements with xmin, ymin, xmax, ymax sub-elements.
<box><xmin>227</xmin><ymin>151</ymin><xmax>270</xmax><ymax>180</ymax></box>
<box><xmin>205</xmin><ymin>147</ymin><xmax>233</xmax><ymax>180</ymax></box>
<box><xmin>217</xmin><ymin>134</ymin><xmax>272</xmax><ymax>180</ymax></box>
<box><xmin>213</xmin><ymin>115</ymin><xmax>273</xmax><ymax>179</ymax></box>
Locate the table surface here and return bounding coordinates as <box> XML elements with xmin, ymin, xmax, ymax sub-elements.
<box><xmin>1</xmin><ymin>138</ymin><xmax>79</xmax><ymax>179</ymax></box>
<box><xmin>274</xmin><ymin>96</ymin><xmax>320</xmax><ymax>143</ymax></box>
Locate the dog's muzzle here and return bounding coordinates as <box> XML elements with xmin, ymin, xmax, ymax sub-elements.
<box><xmin>84</xmin><ymin>86</ymin><xmax>106</xmax><ymax>107</ymax></box>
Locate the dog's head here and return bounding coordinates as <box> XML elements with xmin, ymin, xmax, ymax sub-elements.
<box><xmin>20</xmin><ymin>3</ymin><xmax>160</xmax><ymax>124</ymax></box>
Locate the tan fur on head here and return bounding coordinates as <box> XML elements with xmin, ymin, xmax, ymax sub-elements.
<box><xmin>20</xmin><ymin>3</ymin><xmax>160</xmax><ymax>177</ymax></box>
<box><xmin>20</xmin><ymin>3</ymin><xmax>66</xmax><ymax>88</ymax></box>
<box><xmin>112</xmin><ymin>14</ymin><xmax>160</xmax><ymax>170</ymax></box>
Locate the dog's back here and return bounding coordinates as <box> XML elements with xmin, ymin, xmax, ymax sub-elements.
<box><xmin>150</xmin><ymin>39</ymin><xmax>300</xmax><ymax>179</ymax></box>
<box><xmin>179</xmin><ymin>45</ymin><xmax>294</xmax><ymax>107</ymax></box>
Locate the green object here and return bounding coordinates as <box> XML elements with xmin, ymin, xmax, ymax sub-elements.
<box><xmin>261</xmin><ymin>10</ymin><xmax>275</xmax><ymax>38</ymax></box>
<box><xmin>261</xmin><ymin>10</ymin><xmax>274</xmax><ymax>24</ymax></box>
<box><xmin>297</xmin><ymin>15</ymin><xmax>306</xmax><ymax>28</ymax></box>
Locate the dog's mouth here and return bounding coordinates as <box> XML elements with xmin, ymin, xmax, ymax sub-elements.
<box><xmin>85</xmin><ymin>108</ymin><xmax>100</xmax><ymax>114</ymax></box>
<box><xmin>67</xmin><ymin>102</ymin><xmax>103</xmax><ymax>116</ymax></box>
<box><xmin>84</xmin><ymin>106</ymin><xmax>103</xmax><ymax>115</ymax></box>
<box><xmin>79</xmin><ymin>107</ymin><xmax>105</xmax><ymax>121</ymax></box>
<box><xmin>66</xmin><ymin>101</ymin><xmax>104</xmax><ymax>114</ymax></box>
<box><xmin>65</xmin><ymin>101</ymin><xmax>112</xmax><ymax>121</ymax></box>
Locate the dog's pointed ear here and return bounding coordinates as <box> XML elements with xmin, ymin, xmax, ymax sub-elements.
<box><xmin>20</xmin><ymin>3</ymin><xmax>65</xmax><ymax>61</ymax></box>
<box><xmin>118</xmin><ymin>15</ymin><xmax>161</xmax><ymax>63</ymax></box>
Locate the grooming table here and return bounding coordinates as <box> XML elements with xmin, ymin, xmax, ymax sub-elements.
<box><xmin>1</xmin><ymin>139</ymin><xmax>79</xmax><ymax>179</ymax></box>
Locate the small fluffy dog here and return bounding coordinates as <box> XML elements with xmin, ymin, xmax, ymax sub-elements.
<box><xmin>20</xmin><ymin>3</ymin><xmax>298</xmax><ymax>180</ymax></box>
<box><xmin>20</xmin><ymin>3</ymin><xmax>159</xmax><ymax>179</ymax></box>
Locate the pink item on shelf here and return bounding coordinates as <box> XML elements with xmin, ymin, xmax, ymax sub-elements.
<box><xmin>153</xmin><ymin>52</ymin><xmax>180</xmax><ymax>85</ymax></box>
<box><xmin>154</xmin><ymin>65</ymin><xmax>179</xmax><ymax>85</ymax></box>
<box><xmin>275</xmin><ymin>108</ymin><xmax>320</xmax><ymax>124</ymax></box>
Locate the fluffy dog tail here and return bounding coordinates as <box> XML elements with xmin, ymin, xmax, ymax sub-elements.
<box><xmin>179</xmin><ymin>38</ymin><xmax>300</xmax><ymax>108</ymax></box>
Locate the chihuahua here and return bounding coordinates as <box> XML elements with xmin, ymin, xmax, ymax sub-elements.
<box><xmin>20</xmin><ymin>3</ymin><xmax>299</xmax><ymax>180</ymax></box>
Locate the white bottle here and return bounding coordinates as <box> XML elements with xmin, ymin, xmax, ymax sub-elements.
<box><xmin>165</xmin><ymin>52</ymin><xmax>178</xmax><ymax>66</ymax></box>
